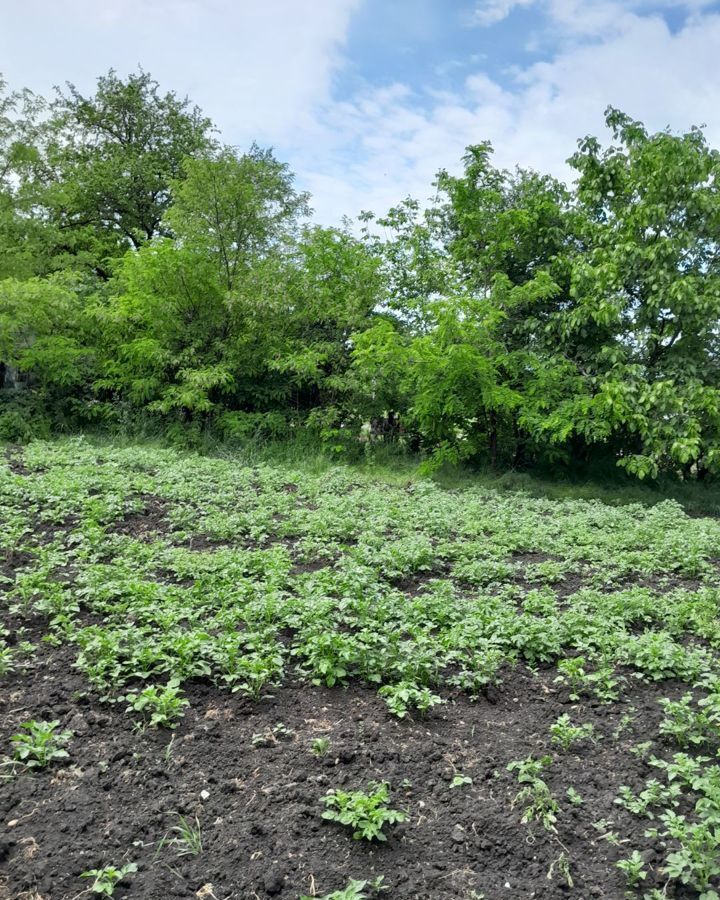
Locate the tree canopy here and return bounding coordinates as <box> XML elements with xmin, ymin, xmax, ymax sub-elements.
<box><xmin>1</xmin><ymin>69</ymin><xmax>719</xmax><ymax>482</ymax></box>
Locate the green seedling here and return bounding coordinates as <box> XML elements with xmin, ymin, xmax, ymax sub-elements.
<box><xmin>321</xmin><ymin>782</ymin><xmax>407</xmax><ymax>841</ymax></box>
<box><xmin>80</xmin><ymin>862</ymin><xmax>137</xmax><ymax>896</ymax></box>
<box><xmin>507</xmin><ymin>754</ymin><xmax>552</xmax><ymax>783</ymax></box>
<box><xmin>547</xmin><ymin>852</ymin><xmax>573</xmax><ymax>888</ymax></box>
<box><xmin>11</xmin><ymin>720</ymin><xmax>73</xmax><ymax>769</ymax></box>
<box><xmin>630</xmin><ymin>741</ymin><xmax>654</xmax><ymax>760</ymax></box>
<box><xmin>513</xmin><ymin>778</ymin><xmax>559</xmax><ymax>833</ymax></box>
<box><xmin>615</xmin><ymin>779</ymin><xmax>681</xmax><ymax>818</ymax></box>
<box><xmin>452</xmin><ymin>648</ymin><xmax>506</xmax><ymax>697</ymax></box>
<box><xmin>378</xmin><ymin>681</ymin><xmax>444</xmax><ymax>719</ymax></box>
<box><xmin>554</xmin><ymin>656</ymin><xmax>588</xmax><ymax>701</ymax></box>
<box><xmin>300</xmin><ymin>877</ymin><xmax>386</xmax><ymax>900</ymax></box>
<box><xmin>659</xmin><ymin>694</ymin><xmax>717</xmax><ymax>749</ymax></box>
<box><xmin>616</xmin><ymin>850</ymin><xmax>647</xmax><ymax>888</ymax></box>
<box><xmin>221</xmin><ymin>648</ymin><xmax>284</xmax><ymax>699</ymax></box>
<box><xmin>550</xmin><ymin>714</ymin><xmax>596</xmax><ymax>751</ymax></box>
<box><xmin>649</xmin><ymin>811</ymin><xmax>720</xmax><ymax>893</ymax></box>
<box><xmin>0</xmin><ymin>644</ymin><xmax>14</xmax><ymax>676</ymax></box>
<box><xmin>125</xmin><ymin>679</ymin><xmax>189</xmax><ymax>729</ymax></box>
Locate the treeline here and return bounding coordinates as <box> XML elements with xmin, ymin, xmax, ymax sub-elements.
<box><xmin>1</xmin><ymin>69</ymin><xmax>719</xmax><ymax>480</ymax></box>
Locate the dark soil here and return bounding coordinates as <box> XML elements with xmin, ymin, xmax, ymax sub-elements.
<box><xmin>110</xmin><ymin>495</ymin><xmax>171</xmax><ymax>540</ymax></box>
<box><xmin>0</xmin><ymin>626</ymin><xmax>694</xmax><ymax>900</ymax></box>
<box><xmin>3</xmin><ymin>447</ymin><xmax>29</xmax><ymax>477</ymax></box>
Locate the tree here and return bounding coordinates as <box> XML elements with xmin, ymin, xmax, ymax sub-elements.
<box><xmin>45</xmin><ymin>69</ymin><xmax>215</xmax><ymax>267</ymax></box>
<box><xmin>274</xmin><ymin>225</ymin><xmax>384</xmax><ymax>447</ymax></box>
<box><xmin>360</xmin><ymin>198</ymin><xmax>450</xmax><ymax>332</ymax></box>
<box><xmin>94</xmin><ymin>148</ymin><xmax>326</xmax><ymax>427</ymax></box>
<box><xmin>0</xmin><ymin>77</ymin><xmax>56</xmax><ymax>280</ymax></box>
<box><xmin>559</xmin><ymin>108</ymin><xmax>720</xmax><ymax>478</ymax></box>
<box><xmin>0</xmin><ymin>274</ymin><xmax>98</xmax><ymax>436</ymax></box>
<box><xmin>165</xmin><ymin>145</ymin><xmax>310</xmax><ymax>290</ymax></box>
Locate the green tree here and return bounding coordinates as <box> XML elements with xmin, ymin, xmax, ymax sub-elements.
<box><xmin>275</xmin><ymin>225</ymin><xmax>384</xmax><ymax>448</ymax></box>
<box><xmin>165</xmin><ymin>145</ymin><xmax>310</xmax><ymax>289</ymax></box>
<box><xmin>0</xmin><ymin>77</ymin><xmax>56</xmax><ymax>280</ymax></box>
<box><xmin>0</xmin><ymin>275</ymin><xmax>98</xmax><ymax>435</ymax></box>
<box><xmin>45</xmin><ymin>69</ymin><xmax>215</xmax><ymax>268</ymax></box>
<box><xmin>558</xmin><ymin>108</ymin><xmax>720</xmax><ymax>478</ymax></box>
<box><xmin>360</xmin><ymin>198</ymin><xmax>450</xmax><ymax>332</ymax></box>
<box><xmin>94</xmin><ymin>151</ymin><xmax>383</xmax><ymax>439</ymax></box>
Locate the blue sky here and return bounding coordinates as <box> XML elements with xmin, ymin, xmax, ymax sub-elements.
<box><xmin>338</xmin><ymin>0</ymin><xmax>549</xmax><ymax>93</ymax></box>
<box><xmin>3</xmin><ymin>0</ymin><xmax>720</xmax><ymax>222</ymax></box>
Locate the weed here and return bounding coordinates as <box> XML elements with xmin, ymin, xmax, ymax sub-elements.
<box><xmin>450</xmin><ymin>773</ymin><xmax>473</xmax><ymax>788</ymax></box>
<box><xmin>311</xmin><ymin>737</ymin><xmax>330</xmax><ymax>757</ymax></box>
<box><xmin>163</xmin><ymin>735</ymin><xmax>175</xmax><ymax>765</ymax></box>
<box><xmin>592</xmin><ymin>819</ymin><xmax>623</xmax><ymax>846</ymax></box>
<box><xmin>612</xmin><ymin>711</ymin><xmax>635</xmax><ymax>741</ymax></box>
<box><xmin>252</xmin><ymin>723</ymin><xmax>294</xmax><ymax>747</ymax></box>
<box><xmin>157</xmin><ymin>814</ymin><xmax>202</xmax><ymax>857</ymax></box>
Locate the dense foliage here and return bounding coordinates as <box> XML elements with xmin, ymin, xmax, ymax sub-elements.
<box><xmin>2</xmin><ymin>69</ymin><xmax>720</xmax><ymax>480</ymax></box>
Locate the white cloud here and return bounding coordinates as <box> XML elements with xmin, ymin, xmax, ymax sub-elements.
<box><xmin>472</xmin><ymin>0</ymin><xmax>720</xmax><ymax>35</ymax></box>
<box><xmin>471</xmin><ymin>0</ymin><xmax>537</xmax><ymax>26</ymax></box>
<box><xmin>0</xmin><ymin>0</ymin><xmax>360</xmax><ymax>142</ymax></box>
<box><xmin>296</xmin><ymin>4</ymin><xmax>720</xmax><ymax>222</ymax></box>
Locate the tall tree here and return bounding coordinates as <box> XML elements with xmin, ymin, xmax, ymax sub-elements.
<box><xmin>0</xmin><ymin>77</ymin><xmax>54</xmax><ymax>279</ymax></box>
<box><xmin>165</xmin><ymin>145</ymin><xmax>310</xmax><ymax>290</ymax></box>
<box><xmin>46</xmin><ymin>69</ymin><xmax>215</xmax><ymax>266</ymax></box>
<box><xmin>560</xmin><ymin>108</ymin><xmax>720</xmax><ymax>477</ymax></box>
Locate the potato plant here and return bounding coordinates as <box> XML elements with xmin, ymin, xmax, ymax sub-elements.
<box><xmin>321</xmin><ymin>782</ymin><xmax>407</xmax><ymax>841</ymax></box>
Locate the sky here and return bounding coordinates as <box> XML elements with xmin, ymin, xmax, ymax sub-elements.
<box><xmin>2</xmin><ymin>0</ymin><xmax>720</xmax><ymax>223</ymax></box>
